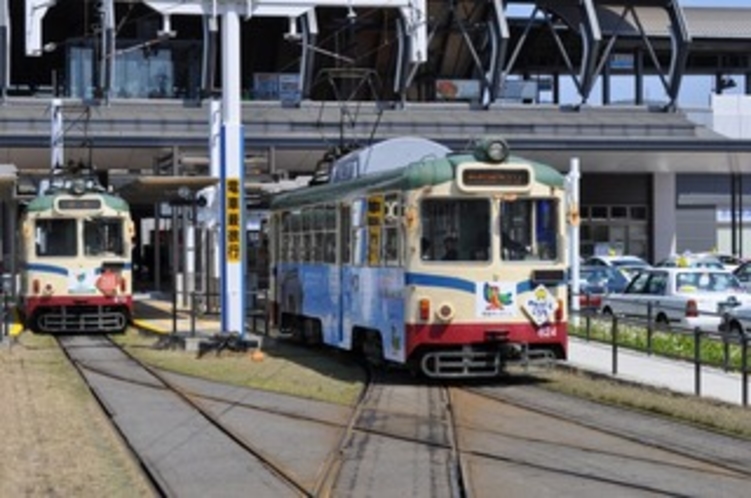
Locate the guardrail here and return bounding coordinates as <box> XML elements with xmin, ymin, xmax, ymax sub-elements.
<box><xmin>0</xmin><ymin>292</ymin><xmax>11</xmax><ymax>341</ymax></box>
<box><xmin>161</xmin><ymin>289</ymin><xmax>270</xmax><ymax>338</ymax></box>
<box><xmin>571</xmin><ymin>302</ymin><xmax>750</xmax><ymax>406</ymax></box>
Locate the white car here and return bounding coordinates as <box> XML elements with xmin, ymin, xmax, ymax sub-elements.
<box><xmin>692</xmin><ymin>252</ymin><xmax>745</xmax><ymax>272</ymax></box>
<box><xmin>600</xmin><ymin>267</ymin><xmax>751</xmax><ymax>332</ymax></box>
<box><xmin>582</xmin><ymin>255</ymin><xmax>651</xmax><ymax>280</ymax></box>
<box><xmin>654</xmin><ymin>253</ymin><xmax>724</xmax><ymax>270</ymax></box>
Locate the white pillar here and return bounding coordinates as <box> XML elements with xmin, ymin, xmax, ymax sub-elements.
<box><xmin>653</xmin><ymin>172</ymin><xmax>677</xmax><ymax>262</ymax></box>
<box><xmin>220</xmin><ymin>10</ymin><xmax>246</xmax><ymax>335</ymax></box>
<box><xmin>51</xmin><ymin>98</ymin><xmax>63</xmax><ymax>169</ymax></box>
<box><xmin>567</xmin><ymin>158</ymin><xmax>581</xmax><ymax>316</ymax></box>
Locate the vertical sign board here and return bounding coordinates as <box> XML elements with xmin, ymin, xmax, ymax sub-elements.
<box><xmin>225</xmin><ymin>178</ymin><xmax>241</xmax><ymax>262</ymax></box>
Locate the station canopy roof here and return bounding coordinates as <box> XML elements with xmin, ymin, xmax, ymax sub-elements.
<box><xmin>116</xmin><ymin>175</ymin><xmax>218</xmax><ymax>206</ymax></box>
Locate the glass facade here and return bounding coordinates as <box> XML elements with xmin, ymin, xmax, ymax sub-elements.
<box><xmin>65</xmin><ymin>40</ymin><xmax>201</xmax><ymax>100</ymax></box>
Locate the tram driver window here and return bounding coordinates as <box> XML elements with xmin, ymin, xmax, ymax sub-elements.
<box><xmin>420</xmin><ymin>199</ymin><xmax>490</xmax><ymax>262</ymax></box>
<box><xmin>500</xmin><ymin>199</ymin><xmax>558</xmax><ymax>262</ymax></box>
<box><xmin>84</xmin><ymin>218</ymin><xmax>125</xmax><ymax>256</ymax></box>
<box><xmin>36</xmin><ymin>219</ymin><xmax>77</xmax><ymax>257</ymax></box>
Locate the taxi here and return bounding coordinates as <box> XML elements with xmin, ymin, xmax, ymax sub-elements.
<box><xmin>654</xmin><ymin>253</ymin><xmax>724</xmax><ymax>270</ymax></box>
<box><xmin>600</xmin><ymin>267</ymin><xmax>751</xmax><ymax>332</ymax></box>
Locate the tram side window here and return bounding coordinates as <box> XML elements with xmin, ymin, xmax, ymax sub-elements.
<box><xmin>280</xmin><ymin>210</ymin><xmax>303</xmax><ymax>262</ymax></box>
<box><xmin>302</xmin><ymin>210</ymin><xmax>313</xmax><ymax>262</ymax></box>
<box><xmin>382</xmin><ymin>193</ymin><xmax>402</xmax><ymax>267</ymax></box>
<box><xmin>500</xmin><ymin>199</ymin><xmax>558</xmax><ymax>261</ymax></box>
<box><xmin>323</xmin><ymin>204</ymin><xmax>337</xmax><ymax>263</ymax></box>
<box><xmin>420</xmin><ymin>199</ymin><xmax>490</xmax><ymax>262</ymax></box>
<box><xmin>340</xmin><ymin>205</ymin><xmax>351</xmax><ymax>264</ymax></box>
<box><xmin>382</xmin><ymin>227</ymin><xmax>399</xmax><ymax>266</ymax></box>
<box><xmin>36</xmin><ymin>219</ymin><xmax>77</xmax><ymax>257</ymax></box>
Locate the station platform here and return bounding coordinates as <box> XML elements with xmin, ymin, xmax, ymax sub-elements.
<box><xmin>131</xmin><ymin>295</ymin><xmax>749</xmax><ymax>406</ymax></box>
<box><xmin>132</xmin><ymin>293</ymin><xmax>224</xmax><ymax>337</ymax></box>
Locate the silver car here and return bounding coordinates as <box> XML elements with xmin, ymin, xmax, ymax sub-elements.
<box><xmin>719</xmin><ymin>304</ymin><xmax>751</xmax><ymax>336</ymax></box>
<box><xmin>601</xmin><ymin>268</ymin><xmax>751</xmax><ymax>332</ymax></box>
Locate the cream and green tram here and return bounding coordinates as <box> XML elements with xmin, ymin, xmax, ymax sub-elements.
<box><xmin>269</xmin><ymin>137</ymin><xmax>569</xmax><ymax>378</ymax></box>
<box><xmin>19</xmin><ymin>180</ymin><xmax>134</xmax><ymax>334</ymax></box>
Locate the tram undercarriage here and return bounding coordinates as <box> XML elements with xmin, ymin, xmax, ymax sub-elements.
<box><xmin>27</xmin><ymin>305</ymin><xmax>130</xmax><ymax>334</ymax></box>
<box><xmin>416</xmin><ymin>343</ymin><xmax>559</xmax><ymax>379</ymax></box>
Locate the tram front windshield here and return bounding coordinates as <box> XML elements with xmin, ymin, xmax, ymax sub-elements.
<box><xmin>36</xmin><ymin>219</ymin><xmax>77</xmax><ymax>257</ymax></box>
<box><xmin>420</xmin><ymin>198</ymin><xmax>559</xmax><ymax>262</ymax></box>
<box><xmin>84</xmin><ymin>218</ymin><xmax>125</xmax><ymax>256</ymax></box>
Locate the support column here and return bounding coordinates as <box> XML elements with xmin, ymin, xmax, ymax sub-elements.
<box><xmin>220</xmin><ymin>10</ymin><xmax>246</xmax><ymax>335</ymax></box>
<box><xmin>653</xmin><ymin>172</ymin><xmax>677</xmax><ymax>261</ymax></box>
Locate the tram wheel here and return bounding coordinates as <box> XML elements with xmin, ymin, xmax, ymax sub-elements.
<box><xmin>363</xmin><ymin>331</ymin><xmax>384</xmax><ymax>367</ymax></box>
<box><xmin>303</xmin><ymin>318</ymin><xmax>322</xmax><ymax>345</ymax></box>
<box><xmin>31</xmin><ymin>311</ymin><xmax>47</xmax><ymax>334</ymax></box>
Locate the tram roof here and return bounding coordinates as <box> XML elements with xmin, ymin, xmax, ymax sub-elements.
<box><xmin>270</xmin><ymin>153</ymin><xmax>564</xmax><ymax>210</ymax></box>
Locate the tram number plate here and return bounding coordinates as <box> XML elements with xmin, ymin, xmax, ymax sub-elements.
<box><xmin>536</xmin><ymin>325</ymin><xmax>557</xmax><ymax>338</ymax></box>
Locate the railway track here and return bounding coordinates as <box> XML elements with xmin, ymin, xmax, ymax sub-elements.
<box><xmin>56</xmin><ymin>336</ymin><xmax>751</xmax><ymax>497</ymax></box>
<box><xmin>58</xmin><ymin>335</ymin><xmax>347</xmax><ymax>497</ymax></box>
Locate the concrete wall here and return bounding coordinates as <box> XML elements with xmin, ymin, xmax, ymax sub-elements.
<box><xmin>712</xmin><ymin>95</ymin><xmax>751</xmax><ymax>139</ymax></box>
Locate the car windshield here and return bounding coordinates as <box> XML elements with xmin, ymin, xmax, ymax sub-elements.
<box><xmin>581</xmin><ymin>267</ymin><xmax>629</xmax><ymax>291</ymax></box>
<box><xmin>657</xmin><ymin>256</ymin><xmax>724</xmax><ymax>269</ymax></box>
<box><xmin>611</xmin><ymin>258</ymin><xmax>648</xmax><ymax>267</ymax></box>
<box><xmin>675</xmin><ymin>272</ymin><xmax>744</xmax><ymax>293</ymax></box>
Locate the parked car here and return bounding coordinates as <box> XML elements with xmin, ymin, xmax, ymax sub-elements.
<box><xmin>600</xmin><ymin>267</ymin><xmax>751</xmax><ymax>332</ymax></box>
<box><xmin>732</xmin><ymin>260</ymin><xmax>751</xmax><ymax>291</ymax></box>
<box><xmin>582</xmin><ymin>255</ymin><xmax>651</xmax><ymax>280</ymax></box>
<box><xmin>575</xmin><ymin>265</ymin><xmax>630</xmax><ymax>310</ymax></box>
<box><xmin>653</xmin><ymin>253</ymin><xmax>724</xmax><ymax>270</ymax></box>
<box><xmin>718</xmin><ymin>304</ymin><xmax>751</xmax><ymax>336</ymax></box>
<box><xmin>693</xmin><ymin>252</ymin><xmax>746</xmax><ymax>272</ymax></box>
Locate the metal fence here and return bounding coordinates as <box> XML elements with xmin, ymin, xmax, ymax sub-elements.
<box><xmin>161</xmin><ymin>289</ymin><xmax>270</xmax><ymax>338</ymax></box>
<box><xmin>571</xmin><ymin>301</ymin><xmax>750</xmax><ymax>406</ymax></box>
<box><xmin>0</xmin><ymin>292</ymin><xmax>12</xmax><ymax>341</ymax></box>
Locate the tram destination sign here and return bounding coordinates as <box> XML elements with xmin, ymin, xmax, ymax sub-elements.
<box><xmin>459</xmin><ymin>166</ymin><xmax>532</xmax><ymax>192</ymax></box>
<box><xmin>58</xmin><ymin>199</ymin><xmax>102</xmax><ymax>210</ymax></box>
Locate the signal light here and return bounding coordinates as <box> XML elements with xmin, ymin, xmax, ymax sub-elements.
<box><xmin>419</xmin><ymin>299</ymin><xmax>430</xmax><ymax>321</ymax></box>
<box><xmin>555</xmin><ymin>298</ymin><xmax>564</xmax><ymax>322</ymax></box>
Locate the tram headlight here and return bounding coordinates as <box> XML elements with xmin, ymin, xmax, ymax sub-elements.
<box><xmin>71</xmin><ymin>179</ymin><xmax>86</xmax><ymax>195</ymax></box>
<box><xmin>435</xmin><ymin>303</ymin><xmax>455</xmax><ymax>322</ymax></box>
<box><xmin>474</xmin><ymin>138</ymin><xmax>509</xmax><ymax>163</ymax></box>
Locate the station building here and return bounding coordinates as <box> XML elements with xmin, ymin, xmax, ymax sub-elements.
<box><xmin>2</xmin><ymin>0</ymin><xmax>751</xmax><ymax>283</ymax></box>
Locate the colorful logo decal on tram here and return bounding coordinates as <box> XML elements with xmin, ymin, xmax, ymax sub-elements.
<box><xmin>522</xmin><ymin>285</ymin><xmax>557</xmax><ymax>325</ymax></box>
<box><xmin>69</xmin><ymin>270</ymin><xmax>97</xmax><ymax>294</ymax></box>
<box><xmin>477</xmin><ymin>282</ymin><xmax>516</xmax><ymax>317</ymax></box>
